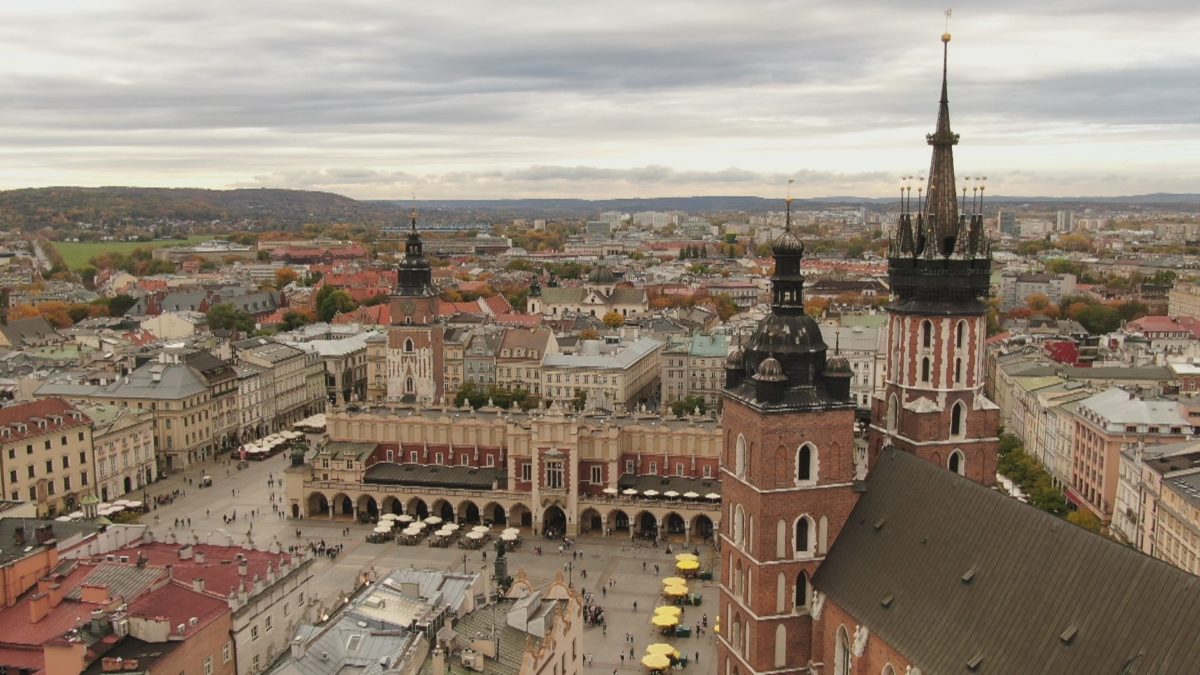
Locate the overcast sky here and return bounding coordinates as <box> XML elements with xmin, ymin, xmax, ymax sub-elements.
<box><xmin>1</xmin><ymin>1</ymin><xmax>1198</xmax><ymax>200</ymax></box>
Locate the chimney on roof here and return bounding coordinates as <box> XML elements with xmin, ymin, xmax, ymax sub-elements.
<box><xmin>192</xmin><ymin>577</ymin><xmax>206</xmax><ymax>593</ymax></box>
<box><xmin>35</xmin><ymin>524</ymin><xmax>54</xmax><ymax>545</ymax></box>
<box><xmin>238</xmin><ymin>560</ymin><xmax>248</xmax><ymax>577</ymax></box>
<box><xmin>178</xmin><ymin>545</ymin><xmax>193</xmax><ymax>560</ymax></box>
<box><xmin>90</xmin><ymin>609</ymin><xmax>110</xmax><ymax>636</ymax></box>
<box><xmin>194</xmin><ymin>549</ymin><xmax>205</xmax><ymax>564</ymax></box>
<box><xmin>165</xmin><ymin>564</ymin><xmax>173</xmax><ymax>580</ymax></box>
<box><xmin>29</xmin><ymin>592</ymin><xmax>49</xmax><ymax>623</ymax></box>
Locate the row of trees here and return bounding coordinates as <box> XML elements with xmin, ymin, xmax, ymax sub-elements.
<box><xmin>1004</xmin><ymin>292</ymin><xmax>1153</xmax><ymax>335</ymax></box>
<box><xmin>9</xmin><ymin>294</ymin><xmax>140</xmax><ymax>328</ymax></box>
<box><xmin>453</xmin><ymin>383</ymin><xmax>537</xmax><ymax>411</ymax></box>
<box><xmin>998</xmin><ymin>434</ymin><xmax>1103</xmax><ymax>533</ymax></box>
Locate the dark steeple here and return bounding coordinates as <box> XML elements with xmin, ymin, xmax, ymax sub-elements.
<box><xmin>770</xmin><ymin>193</ymin><xmax>806</xmax><ymax>314</ymax></box>
<box><xmin>886</xmin><ymin>31</ymin><xmax>991</xmax><ymax>314</ymax></box>
<box><xmin>924</xmin><ymin>32</ymin><xmax>961</xmax><ymax>257</ymax></box>
<box><xmin>395</xmin><ymin>206</ymin><xmax>433</xmax><ymax>297</ymax></box>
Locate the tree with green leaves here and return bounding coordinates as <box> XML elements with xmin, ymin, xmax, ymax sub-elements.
<box><xmin>317</xmin><ymin>290</ymin><xmax>356</xmax><ymax>322</ymax></box>
<box><xmin>670</xmin><ymin>395</ymin><xmax>707</xmax><ymax>417</ymax></box>
<box><xmin>207</xmin><ymin>303</ymin><xmax>254</xmax><ymax>333</ymax></box>
<box><xmin>281</xmin><ymin>310</ymin><xmax>313</xmax><ymax>331</ymax></box>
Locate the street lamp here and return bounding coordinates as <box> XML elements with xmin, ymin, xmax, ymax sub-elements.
<box><xmin>463</xmin><ymin>553</ymin><xmax>468</xmax><ymax>574</ymax></box>
<box><xmin>566</xmin><ymin>561</ymin><xmax>573</xmax><ymax>587</ymax></box>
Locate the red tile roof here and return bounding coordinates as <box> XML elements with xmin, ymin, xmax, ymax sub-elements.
<box><xmin>0</xmin><ymin>398</ymin><xmax>90</xmax><ymax>443</ymax></box>
<box><xmin>127</xmin><ymin>582</ymin><xmax>228</xmax><ymax>638</ymax></box>
<box><xmin>103</xmin><ymin>543</ymin><xmax>295</xmax><ymax>600</ymax></box>
<box><xmin>333</xmin><ymin>304</ymin><xmax>390</xmax><ymax>325</ymax></box>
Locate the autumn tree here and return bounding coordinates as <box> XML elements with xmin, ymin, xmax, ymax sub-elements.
<box><xmin>602</xmin><ymin>311</ymin><xmax>626</xmax><ymax>328</ymax></box>
<box><xmin>207</xmin><ymin>303</ymin><xmax>255</xmax><ymax>333</ymax></box>
<box><xmin>274</xmin><ymin>268</ymin><xmax>299</xmax><ymax>289</ymax></box>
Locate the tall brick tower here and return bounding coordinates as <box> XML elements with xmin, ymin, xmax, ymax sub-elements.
<box><xmin>717</xmin><ymin>199</ymin><xmax>858</xmax><ymax>675</ymax></box>
<box><xmin>381</xmin><ymin>209</ymin><xmax>444</xmax><ymax>404</ymax></box>
<box><xmin>868</xmin><ymin>33</ymin><xmax>998</xmax><ymax>486</ymax></box>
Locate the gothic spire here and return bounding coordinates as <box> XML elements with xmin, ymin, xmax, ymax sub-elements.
<box><xmin>923</xmin><ymin>32</ymin><xmax>961</xmax><ymax>257</ymax></box>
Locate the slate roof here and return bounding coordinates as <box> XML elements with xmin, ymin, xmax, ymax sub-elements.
<box><xmin>0</xmin><ymin>317</ymin><xmax>59</xmax><ymax>347</ymax></box>
<box><xmin>65</xmin><ymin>562</ymin><xmax>164</xmax><ymax>602</ymax></box>
<box><xmin>364</xmin><ymin>463</ymin><xmax>507</xmax><ymax>490</ymax></box>
<box><xmin>814</xmin><ymin>449</ymin><xmax>1200</xmax><ymax>675</ymax></box>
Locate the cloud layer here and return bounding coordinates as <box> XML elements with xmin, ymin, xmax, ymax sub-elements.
<box><xmin>2</xmin><ymin>1</ymin><xmax>1199</xmax><ymax>199</ymax></box>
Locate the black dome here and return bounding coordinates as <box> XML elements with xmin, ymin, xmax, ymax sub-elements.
<box><xmin>746</xmin><ymin>313</ymin><xmax>825</xmax><ymax>355</ymax></box>
<box><xmin>753</xmin><ymin>357</ymin><xmax>787</xmax><ymax>382</ymax></box>
<box><xmin>825</xmin><ymin>355</ymin><xmax>852</xmax><ymax>375</ymax></box>
<box><xmin>725</xmin><ymin>348</ymin><xmax>745</xmax><ymax>369</ymax></box>
<box><xmin>772</xmin><ymin>229</ymin><xmax>805</xmax><ymax>255</ymax></box>
<box><xmin>588</xmin><ymin>264</ymin><xmax>616</xmax><ymax>284</ymax></box>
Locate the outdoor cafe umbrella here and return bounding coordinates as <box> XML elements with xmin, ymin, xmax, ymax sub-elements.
<box><xmin>380</xmin><ymin>513</ymin><xmax>398</xmax><ymax>521</ymax></box>
<box><xmin>622</xmin><ymin>488</ymin><xmax>639</xmax><ymax>496</ymax></box>
<box><xmin>435</xmin><ymin>527</ymin><xmax>454</xmax><ymax>537</ymax></box>
<box><xmin>682</xmin><ymin>492</ymin><xmax>700</xmax><ymax>499</ymax></box>
<box><xmin>661</xmin><ymin>577</ymin><xmax>687</xmax><ymax>587</ymax></box>
<box><xmin>675</xmin><ymin>553</ymin><xmax>698</xmax><ymax>562</ymax></box>
<box><xmin>643</xmin><ymin>489</ymin><xmax>660</xmax><ymax>498</ymax></box>
<box><xmin>445</xmin><ymin>523</ymin><xmax>460</xmax><ymax>531</ymax></box>
<box><xmin>641</xmin><ymin>654</ymin><xmax>671</xmax><ymax>670</ymax></box>
<box><xmin>645</xmin><ymin>643</ymin><xmax>680</xmax><ymax>658</ymax></box>
<box><xmin>663</xmin><ymin>585</ymin><xmax>689</xmax><ymax>597</ymax></box>
<box><xmin>398</xmin><ymin>515</ymin><xmax>414</xmax><ymax>523</ymax></box>
<box><xmin>501</xmin><ymin>532</ymin><xmax>519</xmax><ymax>542</ymax></box>
<box><xmin>676</xmin><ymin>560</ymin><xmax>700</xmax><ymax>572</ymax></box>
<box><xmin>377</xmin><ymin>520</ymin><xmax>394</xmax><ymax>530</ymax></box>
<box><xmin>602</xmin><ymin>487</ymin><xmax>619</xmax><ymax>495</ymax></box>
<box><xmin>663</xmin><ymin>491</ymin><xmax>679</xmax><ymax>498</ymax></box>
<box><xmin>466</xmin><ymin>531</ymin><xmax>485</xmax><ymax>540</ymax></box>
<box><xmin>704</xmin><ymin>493</ymin><xmax>720</xmax><ymax>500</ymax></box>
<box><xmin>653</xmin><ymin>606</ymin><xmax>682</xmax><ymax>618</ymax></box>
<box><xmin>651</xmin><ymin>614</ymin><xmax>679</xmax><ymax>628</ymax></box>
<box><xmin>472</xmin><ymin>525</ymin><xmax>490</xmax><ymax>533</ymax></box>
<box><xmin>503</xmin><ymin>527</ymin><xmax>520</xmax><ymax>535</ymax></box>
<box><xmin>373</xmin><ymin>525</ymin><xmax>391</xmax><ymax>534</ymax></box>
<box><xmin>425</xmin><ymin>516</ymin><xmax>443</xmax><ymax>525</ymax></box>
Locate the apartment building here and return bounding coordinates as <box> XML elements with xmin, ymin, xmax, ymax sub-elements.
<box><xmin>0</xmin><ymin>398</ymin><xmax>94</xmax><ymax>517</ymax></box>
<box><xmin>1070</xmin><ymin>388</ymin><xmax>1193</xmax><ymax>521</ymax></box>
<box><xmin>541</xmin><ymin>337</ymin><xmax>663</xmax><ymax>412</ymax></box>
<box><xmin>81</xmin><ymin>403</ymin><xmax>155</xmax><ymax>502</ymax></box>
<box><xmin>496</xmin><ymin>328</ymin><xmax>557</xmax><ymax>397</ymax></box>
<box><xmin>234</xmin><ymin>339</ymin><xmax>325</xmax><ymax>431</ymax></box>
<box><xmin>998</xmin><ymin>271</ymin><xmax>1077</xmax><ymax>310</ymax></box>
<box><xmin>1169</xmin><ymin>281</ymin><xmax>1200</xmax><ymax>320</ymax></box>
<box><xmin>661</xmin><ymin>333</ymin><xmax>729</xmax><ymax>411</ymax></box>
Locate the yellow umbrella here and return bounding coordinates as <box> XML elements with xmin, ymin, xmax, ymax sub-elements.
<box><xmin>714</xmin><ymin>622</ymin><xmax>720</xmax><ymax>634</ymax></box>
<box><xmin>651</xmin><ymin>614</ymin><xmax>679</xmax><ymax>628</ymax></box>
<box><xmin>642</xmin><ymin>653</ymin><xmax>671</xmax><ymax>670</ymax></box>
<box><xmin>646</xmin><ymin>643</ymin><xmax>680</xmax><ymax>658</ymax></box>
<box><xmin>675</xmin><ymin>553</ymin><xmax>699</xmax><ymax>562</ymax></box>
<box><xmin>661</xmin><ymin>576</ymin><xmax>687</xmax><ymax>586</ymax></box>
<box><xmin>676</xmin><ymin>560</ymin><xmax>700</xmax><ymax>571</ymax></box>
<box><xmin>653</xmin><ymin>606</ymin><xmax>682</xmax><ymax>618</ymax></box>
<box><xmin>663</xmin><ymin>585</ymin><xmax>689</xmax><ymax>597</ymax></box>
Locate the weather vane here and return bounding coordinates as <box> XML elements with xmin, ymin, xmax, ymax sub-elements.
<box><xmin>787</xmin><ymin>178</ymin><xmax>794</xmax><ymax>201</ymax></box>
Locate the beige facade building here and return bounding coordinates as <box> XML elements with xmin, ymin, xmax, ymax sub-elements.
<box><xmin>0</xmin><ymin>398</ymin><xmax>95</xmax><ymax>517</ymax></box>
<box><xmin>496</xmin><ymin>328</ymin><xmax>557</xmax><ymax>398</ymax></box>
<box><xmin>1169</xmin><ymin>281</ymin><xmax>1200</xmax><ymax>320</ymax></box>
<box><xmin>661</xmin><ymin>334</ymin><xmax>730</xmax><ymax>412</ymax></box>
<box><xmin>286</xmin><ymin>405</ymin><xmax>722</xmax><ymax>542</ymax></box>
<box><xmin>1070</xmin><ymin>388</ymin><xmax>1193</xmax><ymax>520</ymax></box>
<box><xmin>235</xmin><ymin>339</ymin><xmax>325</xmax><ymax>431</ymax></box>
<box><xmin>82</xmin><ymin>403</ymin><xmax>156</xmax><ymax>502</ymax></box>
<box><xmin>541</xmin><ymin>337</ymin><xmax>663</xmax><ymax>412</ymax></box>
<box><xmin>37</xmin><ymin>350</ymin><xmax>229</xmax><ymax>472</ymax></box>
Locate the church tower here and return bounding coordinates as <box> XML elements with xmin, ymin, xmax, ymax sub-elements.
<box><xmin>868</xmin><ymin>33</ymin><xmax>998</xmax><ymax>486</ymax></box>
<box><xmin>717</xmin><ymin>198</ymin><xmax>858</xmax><ymax>675</ymax></box>
<box><xmin>377</xmin><ymin>209</ymin><xmax>444</xmax><ymax>403</ymax></box>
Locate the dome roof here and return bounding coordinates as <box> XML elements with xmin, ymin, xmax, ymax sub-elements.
<box><xmin>725</xmin><ymin>348</ymin><xmax>744</xmax><ymax>369</ymax></box>
<box><xmin>746</xmin><ymin>312</ymin><xmax>825</xmax><ymax>356</ymax></box>
<box><xmin>824</xmin><ymin>355</ymin><xmax>852</xmax><ymax>375</ymax></box>
<box><xmin>753</xmin><ymin>357</ymin><xmax>788</xmax><ymax>382</ymax></box>
<box><xmin>588</xmin><ymin>264</ymin><xmax>616</xmax><ymax>284</ymax></box>
<box><xmin>772</xmin><ymin>229</ymin><xmax>805</xmax><ymax>255</ymax></box>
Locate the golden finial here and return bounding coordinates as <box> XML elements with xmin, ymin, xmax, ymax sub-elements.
<box><xmin>942</xmin><ymin>8</ymin><xmax>952</xmax><ymax>42</ymax></box>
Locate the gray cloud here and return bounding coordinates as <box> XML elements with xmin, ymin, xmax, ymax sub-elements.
<box><xmin>0</xmin><ymin>1</ymin><xmax>1198</xmax><ymax>198</ymax></box>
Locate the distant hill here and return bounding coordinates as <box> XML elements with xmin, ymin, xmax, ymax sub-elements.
<box><xmin>0</xmin><ymin>186</ymin><xmax>389</xmax><ymax>228</ymax></box>
<box><xmin>2</xmin><ymin>186</ymin><xmax>1197</xmax><ymax>230</ymax></box>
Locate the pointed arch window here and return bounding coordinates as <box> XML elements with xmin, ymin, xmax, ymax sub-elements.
<box><xmin>886</xmin><ymin>395</ymin><xmax>898</xmax><ymax>433</ymax></box>
<box><xmin>951</xmin><ymin>401</ymin><xmax>965</xmax><ymax>437</ymax></box>
<box><xmin>404</xmin><ymin>338</ymin><xmax>414</xmax><ymax>353</ymax></box>
<box><xmin>949</xmin><ymin>449</ymin><xmax>965</xmax><ymax>476</ymax></box>
<box><xmin>835</xmin><ymin>625</ymin><xmax>852</xmax><ymax>675</ymax></box>
<box><xmin>956</xmin><ymin>320</ymin><xmax>966</xmax><ymax>349</ymax></box>
<box><xmin>794</xmin><ymin>515</ymin><xmax>815</xmax><ymax>556</ymax></box>
<box><xmin>921</xmin><ymin>357</ymin><xmax>931</xmax><ymax>383</ymax></box>
<box><xmin>735</xmin><ymin>434</ymin><xmax>747</xmax><ymax>478</ymax></box>
<box><xmin>921</xmin><ymin>320</ymin><xmax>933</xmax><ymax>349</ymax></box>
<box><xmin>954</xmin><ymin>357</ymin><xmax>963</xmax><ymax>384</ymax></box>
<box><xmin>795</xmin><ymin>571</ymin><xmax>808</xmax><ymax>610</ymax></box>
<box><xmin>405</xmin><ymin>377</ymin><xmax>415</xmax><ymax>394</ymax></box>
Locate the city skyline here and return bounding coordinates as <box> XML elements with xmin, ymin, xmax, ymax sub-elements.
<box><xmin>2</xmin><ymin>1</ymin><xmax>1198</xmax><ymax>200</ymax></box>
